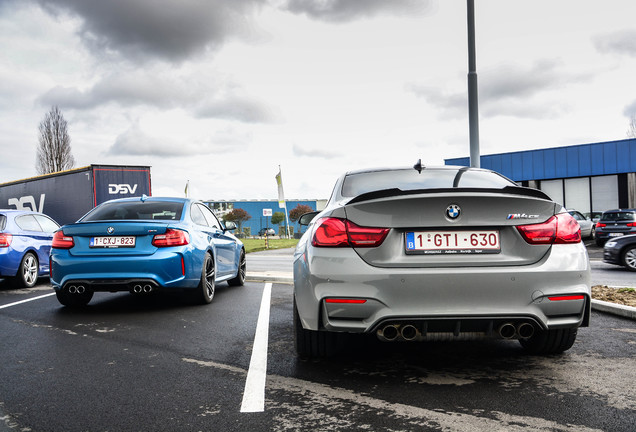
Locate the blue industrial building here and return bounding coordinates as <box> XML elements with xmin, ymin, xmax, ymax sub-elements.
<box><xmin>203</xmin><ymin>199</ymin><xmax>326</xmax><ymax>237</ymax></box>
<box><xmin>445</xmin><ymin>138</ymin><xmax>636</xmax><ymax>215</ymax></box>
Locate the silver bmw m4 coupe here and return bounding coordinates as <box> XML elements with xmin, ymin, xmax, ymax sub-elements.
<box><xmin>293</xmin><ymin>164</ymin><xmax>591</xmax><ymax>357</ymax></box>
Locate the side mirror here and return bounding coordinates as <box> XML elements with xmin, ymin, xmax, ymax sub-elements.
<box><xmin>299</xmin><ymin>211</ymin><xmax>319</xmax><ymax>226</ymax></box>
<box><xmin>224</xmin><ymin>221</ymin><xmax>237</xmax><ymax>231</ymax></box>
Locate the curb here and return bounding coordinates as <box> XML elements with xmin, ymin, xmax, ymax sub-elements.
<box><xmin>591</xmin><ymin>299</ymin><xmax>636</xmax><ymax>320</ymax></box>
<box><xmin>246</xmin><ymin>272</ymin><xmax>293</xmax><ymax>284</ymax></box>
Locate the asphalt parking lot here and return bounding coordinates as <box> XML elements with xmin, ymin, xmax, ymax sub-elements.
<box><xmin>0</xmin><ymin>244</ymin><xmax>634</xmax><ymax>431</ymax></box>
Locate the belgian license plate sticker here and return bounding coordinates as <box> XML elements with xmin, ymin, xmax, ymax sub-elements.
<box><xmin>90</xmin><ymin>236</ymin><xmax>136</xmax><ymax>248</ymax></box>
<box><xmin>406</xmin><ymin>231</ymin><xmax>500</xmax><ymax>254</ymax></box>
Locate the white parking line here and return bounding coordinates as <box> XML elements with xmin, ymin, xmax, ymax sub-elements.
<box><xmin>0</xmin><ymin>292</ymin><xmax>56</xmax><ymax>310</ymax></box>
<box><xmin>240</xmin><ymin>282</ymin><xmax>272</xmax><ymax>413</ymax></box>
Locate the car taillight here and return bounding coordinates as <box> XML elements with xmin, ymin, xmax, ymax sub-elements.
<box><xmin>52</xmin><ymin>231</ymin><xmax>74</xmax><ymax>249</ymax></box>
<box><xmin>516</xmin><ymin>213</ymin><xmax>581</xmax><ymax>245</ymax></box>
<box><xmin>311</xmin><ymin>217</ymin><xmax>389</xmax><ymax>248</ymax></box>
<box><xmin>627</xmin><ymin>222</ymin><xmax>636</xmax><ymax>227</ymax></box>
<box><xmin>152</xmin><ymin>229</ymin><xmax>190</xmax><ymax>247</ymax></box>
<box><xmin>0</xmin><ymin>233</ymin><xmax>12</xmax><ymax>247</ymax></box>
<box><xmin>596</xmin><ymin>222</ymin><xmax>606</xmax><ymax>228</ymax></box>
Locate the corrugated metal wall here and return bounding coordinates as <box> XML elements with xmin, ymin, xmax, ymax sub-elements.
<box><xmin>445</xmin><ymin>138</ymin><xmax>636</xmax><ymax>182</ymax></box>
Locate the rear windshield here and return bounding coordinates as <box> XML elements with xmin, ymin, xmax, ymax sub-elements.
<box><xmin>341</xmin><ymin>168</ymin><xmax>515</xmax><ymax>198</ymax></box>
<box><xmin>0</xmin><ymin>215</ymin><xmax>5</xmax><ymax>230</ymax></box>
<box><xmin>82</xmin><ymin>201</ymin><xmax>184</xmax><ymax>221</ymax></box>
<box><xmin>600</xmin><ymin>211</ymin><xmax>635</xmax><ymax>222</ymax></box>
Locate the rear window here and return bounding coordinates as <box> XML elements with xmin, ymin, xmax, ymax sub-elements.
<box><xmin>341</xmin><ymin>168</ymin><xmax>515</xmax><ymax>198</ymax></box>
<box><xmin>600</xmin><ymin>211</ymin><xmax>635</xmax><ymax>222</ymax></box>
<box><xmin>0</xmin><ymin>215</ymin><xmax>5</xmax><ymax>230</ymax></box>
<box><xmin>82</xmin><ymin>201</ymin><xmax>184</xmax><ymax>221</ymax></box>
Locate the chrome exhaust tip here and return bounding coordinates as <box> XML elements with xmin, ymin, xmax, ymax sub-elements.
<box><xmin>143</xmin><ymin>285</ymin><xmax>153</xmax><ymax>293</ymax></box>
<box><xmin>498</xmin><ymin>323</ymin><xmax>516</xmax><ymax>339</ymax></box>
<box><xmin>76</xmin><ymin>285</ymin><xmax>85</xmax><ymax>294</ymax></box>
<box><xmin>401</xmin><ymin>324</ymin><xmax>418</xmax><ymax>341</ymax></box>
<box><xmin>380</xmin><ymin>325</ymin><xmax>399</xmax><ymax>341</ymax></box>
<box><xmin>517</xmin><ymin>323</ymin><xmax>535</xmax><ymax>339</ymax></box>
<box><xmin>133</xmin><ymin>285</ymin><xmax>143</xmax><ymax>293</ymax></box>
<box><xmin>68</xmin><ymin>285</ymin><xmax>77</xmax><ymax>294</ymax></box>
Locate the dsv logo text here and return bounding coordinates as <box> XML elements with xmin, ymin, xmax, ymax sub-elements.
<box><xmin>108</xmin><ymin>184</ymin><xmax>138</xmax><ymax>194</ymax></box>
<box><xmin>8</xmin><ymin>194</ymin><xmax>45</xmax><ymax>212</ymax></box>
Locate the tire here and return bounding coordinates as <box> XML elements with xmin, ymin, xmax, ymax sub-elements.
<box><xmin>192</xmin><ymin>253</ymin><xmax>215</xmax><ymax>305</ymax></box>
<box><xmin>227</xmin><ymin>249</ymin><xmax>246</xmax><ymax>287</ymax></box>
<box><xmin>590</xmin><ymin>226</ymin><xmax>595</xmax><ymax>240</ymax></box>
<box><xmin>294</xmin><ymin>298</ymin><xmax>337</xmax><ymax>358</ymax></box>
<box><xmin>621</xmin><ymin>245</ymin><xmax>636</xmax><ymax>271</ymax></box>
<box><xmin>595</xmin><ymin>238</ymin><xmax>605</xmax><ymax>247</ymax></box>
<box><xmin>13</xmin><ymin>252</ymin><xmax>39</xmax><ymax>288</ymax></box>
<box><xmin>55</xmin><ymin>289</ymin><xmax>93</xmax><ymax>307</ymax></box>
<box><xmin>519</xmin><ymin>327</ymin><xmax>578</xmax><ymax>354</ymax></box>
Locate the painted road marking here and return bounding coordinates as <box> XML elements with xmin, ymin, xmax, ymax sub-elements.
<box><xmin>0</xmin><ymin>293</ymin><xmax>56</xmax><ymax>310</ymax></box>
<box><xmin>240</xmin><ymin>282</ymin><xmax>272</xmax><ymax>413</ymax></box>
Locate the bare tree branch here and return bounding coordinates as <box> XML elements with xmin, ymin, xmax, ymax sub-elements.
<box><xmin>36</xmin><ymin>106</ymin><xmax>75</xmax><ymax>174</ymax></box>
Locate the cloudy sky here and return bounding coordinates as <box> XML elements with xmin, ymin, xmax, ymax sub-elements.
<box><xmin>1</xmin><ymin>0</ymin><xmax>636</xmax><ymax>201</ymax></box>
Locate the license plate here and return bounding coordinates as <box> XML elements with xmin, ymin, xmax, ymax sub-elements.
<box><xmin>406</xmin><ymin>231</ymin><xmax>500</xmax><ymax>254</ymax></box>
<box><xmin>608</xmin><ymin>233</ymin><xmax>624</xmax><ymax>237</ymax></box>
<box><xmin>90</xmin><ymin>236</ymin><xmax>136</xmax><ymax>248</ymax></box>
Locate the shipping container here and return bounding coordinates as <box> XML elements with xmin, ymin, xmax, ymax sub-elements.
<box><xmin>0</xmin><ymin>165</ymin><xmax>151</xmax><ymax>225</ymax></box>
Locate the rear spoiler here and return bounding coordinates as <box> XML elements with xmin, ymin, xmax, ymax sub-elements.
<box><xmin>347</xmin><ymin>186</ymin><xmax>552</xmax><ymax>205</ymax></box>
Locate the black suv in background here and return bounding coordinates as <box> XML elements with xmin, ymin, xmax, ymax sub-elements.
<box><xmin>595</xmin><ymin>209</ymin><xmax>636</xmax><ymax>246</ymax></box>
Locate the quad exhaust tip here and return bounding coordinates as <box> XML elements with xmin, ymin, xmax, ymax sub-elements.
<box><xmin>132</xmin><ymin>284</ymin><xmax>154</xmax><ymax>294</ymax></box>
<box><xmin>67</xmin><ymin>285</ymin><xmax>86</xmax><ymax>294</ymax></box>
<box><xmin>377</xmin><ymin>321</ymin><xmax>535</xmax><ymax>342</ymax></box>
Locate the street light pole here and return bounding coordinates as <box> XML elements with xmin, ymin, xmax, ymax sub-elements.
<box><xmin>467</xmin><ymin>0</ymin><xmax>480</xmax><ymax>168</ymax></box>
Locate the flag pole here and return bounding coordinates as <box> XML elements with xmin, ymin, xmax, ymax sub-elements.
<box><xmin>276</xmin><ymin>166</ymin><xmax>291</xmax><ymax>238</ymax></box>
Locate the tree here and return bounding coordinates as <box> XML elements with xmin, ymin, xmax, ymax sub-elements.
<box><xmin>270</xmin><ymin>212</ymin><xmax>285</xmax><ymax>226</ymax></box>
<box><xmin>289</xmin><ymin>204</ymin><xmax>313</xmax><ymax>224</ymax></box>
<box><xmin>223</xmin><ymin>208</ymin><xmax>251</xmax><ymax>233</ymax></box>
<box><xmin>36</xmin><ymin>105</ymin><xmax>75</xmax><ymax>174</ymax></box>
<box><xmin>628</xmin><ymin>114</ymin><xmax>636</xmax><ymax>139</ymax></box>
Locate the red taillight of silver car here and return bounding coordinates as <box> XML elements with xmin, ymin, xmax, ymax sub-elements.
<box><xmin>311</xmin><ymin>217</ymin><xmax>389</xmax><ymax>248</ymax></box>
<box><xmin>516</xmin><ymin>212</ymin><xmax>581</xmax><ymax>245</ymax></box>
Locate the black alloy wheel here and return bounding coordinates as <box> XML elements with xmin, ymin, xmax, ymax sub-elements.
<box><xmin>194</xmin><ymin>253</ymin><xmax>215</xmax><ymax>304</ymax></box>
<box><xmin>228</xmin><ymin>249</ymin><xmax>246</xmax><ymax>287</ymax></box>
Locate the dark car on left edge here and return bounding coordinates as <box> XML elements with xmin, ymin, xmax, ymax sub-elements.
<box><xmin>603</xmin><ymin>234</ymin><xmax>636</xmax><ymax>271</ymax></box>
<box><xmin>0</xmin><ymin>209</ymin><xmax>60</xmax><ymax>288</ymax></box>
<box><xmin>50</xmin><ymin>196</ymin><xmax>246</xmax><ymax>307</ymax></box>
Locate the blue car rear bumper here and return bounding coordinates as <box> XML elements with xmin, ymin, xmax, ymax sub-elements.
<box><xmin>50</xmin><ymin>248</ymin><xmax>200</xmax><ymax>291</ymax></box>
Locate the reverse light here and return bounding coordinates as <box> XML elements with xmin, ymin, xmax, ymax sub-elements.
<box><xmin>152</xmin><ymin>229</ymin><xmax>190</xmax><ymax>247</ymax></box>
<box><xmin>311</xmin><ymin>217</ymin><xmax>389</xmax><ymax>248</ymax></box>
<box><xmin>0</xmin><ymin>233</ymin><xmax>12</xmax><ymax>247</ymax></box>
<box><xmin>516</xmin><ymin>213</ymin><xmax>581</xmax><ymax>245</ymax></box>
<box><xmin>548</xmin><ymin>295</ymin><xmax>585</xmax><ymax>301</ymax></box>
<box><xmin>52</xmin><ymin>231</ymin><xmax>74</xmax><ymax>249</ymax></box>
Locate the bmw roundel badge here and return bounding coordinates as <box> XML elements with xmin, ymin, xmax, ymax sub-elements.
<box><xmin>107</xmin><ymin>226</ymin><xmax>115</xmax><ymax>235</ymax></box>
<box><xmin>446</xmin><ymin>204</ymin><xmax>461</xmax><ymax>220</ymax></box>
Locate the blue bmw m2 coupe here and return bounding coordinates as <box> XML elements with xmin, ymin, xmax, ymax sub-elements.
<box><xmin>50</xmin><ymin>196</ymin><xmax>246</xmax><ymax>307</ymax></box>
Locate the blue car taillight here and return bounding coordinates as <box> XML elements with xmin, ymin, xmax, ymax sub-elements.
<box><xmin>152</xmin><ymin>229</ymin><xmax>190</xmax><ymax>247</ymax></box>
<box><xmin>0</xmin><ymin>233</ymin><xmax>12</xmax><ymax>247</ymax></box>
